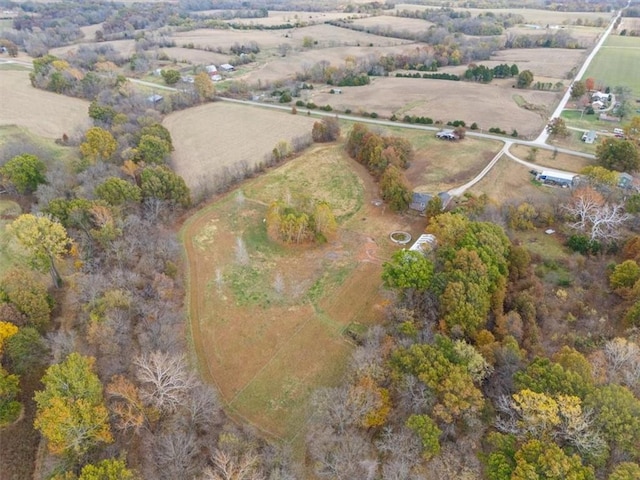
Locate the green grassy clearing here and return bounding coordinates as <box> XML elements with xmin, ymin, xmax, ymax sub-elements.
<box><xmin>583</xmin><ymin>35</ymin><xmax>640</xmax><ymax>98</ymax></box>
<box><xmin>183</xmin><ymin>144</ymin><xmax>384</xmax><ymax>441</ymax></box>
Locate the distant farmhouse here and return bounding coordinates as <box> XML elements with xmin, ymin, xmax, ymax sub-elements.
<box><xmin>581</xmin><ymin>130</ymin><xmax>597</xmax><ymax>144</ymax></box>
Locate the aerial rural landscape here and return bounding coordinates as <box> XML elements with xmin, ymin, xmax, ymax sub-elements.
<box><xmin>1</xmin><ymin>0</ymin><xmax>640</xmax><ymax>479</ymax></box>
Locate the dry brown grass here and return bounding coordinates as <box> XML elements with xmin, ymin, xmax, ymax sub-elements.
<box><xmin>49</xmin><ymin>39</ymin><xmax>136</xmax><ymax>58</ymax></box>
<box><xmin>473</xmin><ymin>48</ymin><xmax>586</xmax><ymax>80</ymax></box>
<box><xmin>310</xmin><ymin>77</ymin><xmax>557</xmax><ymax>138</ymax></box>
<box><xmin>0</xmin><ymin>70</ymin><xmax>89</xmax><ymax>139</ymax></box>
<box><xmin>351</xmin><ymin>15</ymin><xmax>435</xmax><ymax>34</ymax></box>
<box><xmin>509</xmin><ymin>144</ymin><xmax>595</xmax><ymax>173</ymax></box>
<box><xmin>469</xmin><ymin>155</ymin><xmax>572</xmax><ymax>206</ymax></box>
<box><xmin>159</xmin><ymin>47</ymin><xmax>229</xmax><ymax>65</ymax></box>
<box><xmin>219</xmin><ymin>10</ymin><xmax>353</xmax><ymax>26</ymax></box>
<box><xmin>163</xmin><ymin>102</ymin><xmax>317</xmax><ymax>194</ymax></box>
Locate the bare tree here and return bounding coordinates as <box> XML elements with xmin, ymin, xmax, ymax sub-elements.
<box><xmin>201</xmin><ymin>448</ymin><xmax>265</xmax><ymax>480</ymax></box>
<box><xmin>134</xmin><ymin>351</ymin><xmax>196</xmax><ymax>414</ymax></box>
<box><xmin>154</xmin><ymin>428</ymin><xmax>202</xmax><ymax>480</ymax></box>
<box><xmin>562</xmin><ymin>187</ymin><xmax>631</xmax><ymax>242</ymax></box>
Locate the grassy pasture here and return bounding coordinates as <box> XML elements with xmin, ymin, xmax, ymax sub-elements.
<box><xmin>0</xmin><ymin>70</ymin><xmax>89</xmax><ymax>139</ymax></box>
<box><xmin>49</xmin><ymin>39</ymin><xmax>136</xmax><ymax>59</ymax></box>
<box><xmin>219</xmin><ymin>10</ymin><xmax>352</xmax><ymax>26</ymax></box>
<box><xmin>182</xmin><ymin>144</ymin><xmax>423</xmax><ymax>440</ymax></box>
<box><xmin>582</xmin><ymin>35</ymin><xmax>640</xmax><ymax>98</ymax></box>
<box><xmin>159</xmin><ymin>47</ymin><xmax>229</xmax><ymax>66</ymax></box>
<box><xmin>163</xmin><ymin>102</ymin><xmax>317</xmax><ymax>196</ymax></box>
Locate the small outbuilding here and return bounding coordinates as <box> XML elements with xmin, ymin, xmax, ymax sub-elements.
<box><xmin>581</xmin><ymin>130</ymin><xmax>597</xmax><ymax>144</ymax></box>
<box><xmin>618</xmin><ymin>172</ymin><xmax>633</xmax><ymax>189</ymax></box>
<box><xmin>409</xmin><ymin>192</ymin><xmax>432</xmax><ymax>214</ymax></box>
<box><xmin>147</xmin><ymin>94</ymin><xmax>163</xmax><ymax>104</ymax></box>
<box><xmin>536</xmin><ymin>170</ymin><xmax>576</xmax><ymax>187</ymax></box>
<box><xmin>220</xmin><ymin>63</ymin><xmax>235</xmax><ymax>72</ymax></box>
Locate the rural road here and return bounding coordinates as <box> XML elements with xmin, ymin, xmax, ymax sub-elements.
<box><xmin>533</xmin><ymin>2</ymin><xmax>626</xmax><ymax>145</ymax></box>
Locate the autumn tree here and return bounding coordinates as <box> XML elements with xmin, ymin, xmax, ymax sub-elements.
<box><xmin>596</xmin><ymin>138</ymin><xmax>640</xmax><ymax>172</ymax></box>
<box><xmin>580</xmin><ymin>165</ymin><xmax>618</xmax><ymax>189</ymax></box>
<box><xmin>584</xmin><ymin>77</ymin><xmax>595</xmax><ymax>92</ymax></box>
<box><xmin>0</xmin><ymin>153</ymin><xmax>46</xmax><ymax>194</ymax></box>
<box><xmin>266</xmin><ymin>198</ymin><xmax>337</xmax><ymax>244</ymax></box>
<box><xmin>0</xmin><ymin>268</ymin><xmax>53</xmax><ymax>329</ymax></box>
<box><xmin>140</xmin><ymin>165</ymin><xmax>191</xmax><ymax>208</ymax></box>
<box><xmin>405</xmin><ymin>414</ymin><xmax>441</xmax><ymax>460</ymax></box>
<box><xmin>136</xmin><ymin>134</ymin><xmax>171</xmax><ymax>164</ymax></box>
<box><xmin>161</xmin><ymin>69</ymin><xmax>180</xmax><ymax>85</ymax></box>
<box><xmin>95</xmin><ymin>177</ymin><xmax>142</xmax><ymax>206</ymax></box>
<box><xmin>609</xmin><ymin>462</ymin><xmax>640</xmax><ymax>480</ymax></box>
<box><xmin>379</xmin><ymin>165</ymin><xmax>411</xmax><ymax>212</ymax></box>
<box><xmin>80</xmin><ymin>127</ymin><xmax>117</xmax><ymax>164</ymax></box>
<box><xmin>516</xmin><ymin>70</ymin><xmax>533</xmax><ymax>88</ymax></box>
<box><xmin>8</xmin><ymin>214</ymin><xmax>71</xmax><ymax>288</ymax></box>
<box><xmin>0</xmin><ymin>365</ymin><xmax>21</xmax><ymax>426</ymax></box>
<box><xmin>571</xmin><ymin>80</ymin><xmax>587</xmax><ymax>99</ymax></box>
<box><xmin>382</xmin><ymin>249</ymin><xmax>434</xmax><ymax>292</ymax></box>
<box><xmin>623</xmin><ymin>115</ymin><xmax>640</xmax><ymax>145</ymax></box>
<box><xmin>34</xmin><ymin>353</ymin><xmax>113</xmax><ymax>459</ymax></box>
<box><xmin>194</xmin><ymin>72</ymin><xmax>215</xmax><ymax>101</ymax></box>
<box><xmin>312</xmin><ymin>117</ymin><xmax>340</xmax><ymax>142</ymax></box>
<box><xmin>546</xmin><ymin>117</ymin><xmax>569</xmax><ymax>137</ymax></box>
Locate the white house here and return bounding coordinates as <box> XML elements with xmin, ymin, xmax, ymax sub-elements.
<box><xmin>592</xmin><ymin>91</ymin><xmax>609</xmax><ymax>102</ymax></box>
<box><xmin>592</xmin><ymin>100</ymin><xmax>605</xmax><ymax>110</ymax></box>
<box><xmin>205</xmin><ymin>65</ymin><xmax>217</xmax><ymax>73</ymax></box>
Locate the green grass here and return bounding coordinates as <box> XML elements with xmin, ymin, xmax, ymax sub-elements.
<box><xmin>583</xmin><ymin>35</ymin><xmax>640</xmax><ymax>98</ymax></box>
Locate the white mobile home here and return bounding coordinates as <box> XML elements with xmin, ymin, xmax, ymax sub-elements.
<box><xmin>536</xmin><ymin>170</ymin><xmax>576</xmax><ymax>187</ymax></box>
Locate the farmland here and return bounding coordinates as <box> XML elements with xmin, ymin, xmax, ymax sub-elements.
<box><xmin>583</xmin><ymin>34</ymin><xmax>640</xmax><ymax>97</ymax></box>
<box><xmin>0</xmin><ymin>69</ymin><xmax>89</xmax><ymax>139</ymax></box>
<box><xmin>164</xmin><ymin>102</ymin><xmax>317</xmax><ymax>196</ymax></box>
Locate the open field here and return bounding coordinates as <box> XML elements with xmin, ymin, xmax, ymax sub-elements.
<box><xmin>505</xmin><ymin>24</ymin><xmax>602</xmax><ymax>46</ymax></box>
<box><xmin>159</xmin><ymin>47</ymin><xmax>229</xmax><ymax>66</ymax></box>
<box><xmin>509</xmin><ymin>143</ymin><xmax>595</xmax><ymax>173</ymax></box>
<box><xmin>49</xmin><ymin>39</ymin><xmax>136</xmax><ymax>58</ymax></box>
<box><xmin>164</xmin><ymin>102</ymin><xmax>317</xmax><ymax>194</ymax></box>
<box><xmin>0</xmin><ymin>70</ymin><xmax>89</xmax><ymax>139</ymax></box>
<box><xmin>311</xmin><ymin>77</ymin><xmax>557</xmax><ymax>138</ymax></box>
<box><xmin>173</xmin><ymin>23</ymin><xmax>409</xmax><ymax>54</ymax></box>
<box><xmin>582</xmin><ymin>35</ymin><xmax>640</xmax><ymax>98</ymax></box>
<box><xmin>182</xmin><ymin>144</ymin><xmax>424</xmax><ymax>440</ymax></box>
<box><xmin>441</xmin><ymin>47</ymin><xmax>585</xmax><ymax>81</ymax></box>
<box><xmin>350</xmin><ymin>15</ymin><xmax>434</xmax><ymax>34</ymax></box>
<box><xmin>220</xmin><ymin>10</ymin><xmax>353</xmax><ymax>26</ymax></box>
<box><xmin>447</xmin><ymin>7</ymin><xmax>611</xmax><ymax>26</ymax></box>
<box><xmin>469</xmin><ymin>154</ymin><xmax>572</xmax><ymax>206</ymax></box>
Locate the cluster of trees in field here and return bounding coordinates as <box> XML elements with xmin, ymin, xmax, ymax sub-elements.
<box><xmin>266</xmin><ymin>196</ymin><xmax>337</xmax><ymax>244</ymax></box>
<box><xmin>346</xmin><ymin>123</ymin><xmax>414</xmax><ymax>212</ymax></box>
<box><xmin>304</xmin><ymin>200</ymin><xmax>640</xmax><ymax>479</ymax></box>
<box><xmin>396</xmin><ymin>8</ymin><xmax>525</xmax><ymax>35</ymax></box>
<box><xmin>464</xmin><ymin>63</ymin><xmax>519</xmax><ymax>83</ymax></box>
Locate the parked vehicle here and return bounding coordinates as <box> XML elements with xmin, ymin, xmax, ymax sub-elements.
<box><xmin>436</xmin><ymin>129</ymin><xmax>458</xmax><ymax>140</ymax></box>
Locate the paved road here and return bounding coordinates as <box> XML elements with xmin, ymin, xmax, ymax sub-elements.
<box><xmin>533</xmin><ymin>3</ymin><xmax>627</xmax><ymax>145</ymax></box>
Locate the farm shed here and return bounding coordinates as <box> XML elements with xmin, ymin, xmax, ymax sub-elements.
<box><xmin>618</xmin><ymin>172</ymin><xmax>633</xmax><ymax>189</ymax></box>
<box><xmin>220</xmin><ymin>63</ymin><xmax>235</xmax><ymax>72</ymax></box>
<box><xmin>409</xmin><ymin>192</ymin><xmax>432</xmax><ymax>214</ymax></box>
<box><xmin>147</xmin><ymin>94</ymin><xmax>163</xmax><ymax>104</ymax></box>
<box><xmin>205</xmin><ymin>64</ymin><xmax>217</xmax><ymax>73</ymax></box>
<box><xmin>581</xmin><ymin>130</ymin><xmax>597</xmax><ymax>144</ymax></box>
<box><xmin>536</xmin><ymin>170</ymin><xmax>576</xmax><ymax>187</ymax></box>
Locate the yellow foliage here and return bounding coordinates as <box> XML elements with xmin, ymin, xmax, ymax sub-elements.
<box><xmin>0</xmin><ymin>321</ymin><xmax>18</xmax><ymax>356</ymax></box>
<box><xmin>513</xmin><ymin>389</ymin><xmax>560</xmax><ymax>434</ymax></box>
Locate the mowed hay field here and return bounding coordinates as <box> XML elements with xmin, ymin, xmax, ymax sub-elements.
<box><xmin>350</xmin><ymin>15</ymin><xmax>434</xmax><ymax>34</ymax></box>
<box><xmin>583</xmin><ymin>35</ymin><xmax>640</xmax><ymax>98</ymax></box>
<box><xmin>0</xmin><ymin>70</ymin><xmax>89</xmax><ymax>139</ymax></box>
<box><xmin>311</xmin><ymin>77</ymin><xmax>556</xmax><ymax>138</ymax></box>
<box><xmin>182</xmin><ymin>144</ymin><xmax>421</xmax><ymax>440</ymax></box>
<box><xmin>164</xmin><ymin>102</ymin><xmax>317</xmax><ymax>193</ymax></box>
